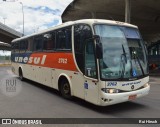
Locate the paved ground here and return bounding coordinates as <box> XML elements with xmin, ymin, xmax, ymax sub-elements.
<box><xmin>0</xmin><ymin>66</ymin><xmax>160</xmax><ymax>127</ymax></box>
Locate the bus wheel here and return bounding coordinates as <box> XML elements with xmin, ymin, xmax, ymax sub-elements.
<box><xmin>60</xmin><ymin>79</ymin><xmax>72</xmax><ymax>99</ymax></box>
<box><xmin>19</xmin><ymin>68</ymin><xmax>24</xmax><ymax>81</ymax></box>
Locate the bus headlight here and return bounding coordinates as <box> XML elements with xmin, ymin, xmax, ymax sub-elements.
<box><xmin>101</xmin><ymin>88</ymin><xmax>119</xmax><ymax>93</ymax></box>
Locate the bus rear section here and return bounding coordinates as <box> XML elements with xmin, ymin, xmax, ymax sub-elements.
<box><xmin>148</xmin><ymin>41</ymin><xmax>160</xmax><ymax>72</ymax></box>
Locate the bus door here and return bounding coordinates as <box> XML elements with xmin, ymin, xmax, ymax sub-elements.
<box><xmin>84</xmin><ymin>39</ymin><xmax>99</xmax><ymax>104</ymax></box>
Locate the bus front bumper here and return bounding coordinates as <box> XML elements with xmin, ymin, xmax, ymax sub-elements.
<box><xmin>100</xmin><ymin>84</ymin><xmax>150</xmax><ymax>106</ymax></box>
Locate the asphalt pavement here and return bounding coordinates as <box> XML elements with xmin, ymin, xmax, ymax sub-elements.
<box><xmin>0</xmin><ymin>66</ymin><xmax>160</xmax><ymax>127</ymax></box>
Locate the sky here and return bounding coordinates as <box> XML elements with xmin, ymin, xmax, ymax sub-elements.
<box><xmin>0</xmin><ymin>0</ymin><xmax>73</xmax><ymax>35</ymax></box>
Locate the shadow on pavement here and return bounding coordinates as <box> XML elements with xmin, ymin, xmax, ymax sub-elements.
<box><xmin>20</xmin><ymin>77</ymin><xmax>148</xmax><ymax>115</ymax></box>
<box><xmin>16</xmin><ymin>77</ymin><xmax>61</xmax><ymax>96</ymax></box>
<box><xmin>70</xmin><ymin>97</ymin><xmax>147</xmax><ymax>115</ymax></box>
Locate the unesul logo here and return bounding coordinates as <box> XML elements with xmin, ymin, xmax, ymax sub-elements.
<box><xmin>15</xmin><ymin>55</ymin><xmax>46</xmax><ymax>65</ymax></box>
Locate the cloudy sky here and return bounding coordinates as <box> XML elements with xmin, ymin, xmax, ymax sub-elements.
<box><xmin>0</xmin><ymin>0</ymin><xmax>73</xmax><ymax>35</ymax></box>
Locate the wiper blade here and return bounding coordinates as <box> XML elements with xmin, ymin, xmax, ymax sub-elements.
<box><xmin>120</xmin><ymin>54</ymin><xmax>125</xmax><ymax>78</ymax></box>
<box><xmin>120</xmin><ymin>45</ymin><xmax>127</xmax><ymax>78</ymax></box>
<box><xmin>122</xmin><ymin>44</ymin><xmax>127</xmax><ymax>63</ymax></box>
<box><xmin>134</xmin><ymin>54</ymin><xmax>145</xmax><ymax>76</ymax></box>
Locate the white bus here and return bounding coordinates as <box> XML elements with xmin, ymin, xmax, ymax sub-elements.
<box><xmin>11</xmin><ymin>19</ymin><xmax>150</xmax><ymax>106</ymax></box>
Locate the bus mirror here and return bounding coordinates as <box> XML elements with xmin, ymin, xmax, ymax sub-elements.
<box><xmin>93</xmin><ymin>35</ymin><xmax>100</xmax><ymax>43</ymax></box>
<box><xmin>44</xmin><ymin>33</ymin><xmax>52</xmax><ymax>39</ymax></box>
<box><xmin>96</xmin><ymin>43</ymin><xmax>103</xmax><ymax>59</ymax></box>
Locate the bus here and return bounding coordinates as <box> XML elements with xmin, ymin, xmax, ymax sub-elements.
<box><xmin>148</xmin><ymin>41</ymin><xmax>160</xmax><ymax>70</ymax></box>
<box><xmin>11</xmin><ymin>19</ymin><xmax>150</xmax><ymax>106</ymax></box>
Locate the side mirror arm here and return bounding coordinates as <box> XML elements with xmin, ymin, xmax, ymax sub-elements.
<box><xmin>93</xmin><ymin>35</ymin><xmax>103</xmax><ymax>59</ymax></box>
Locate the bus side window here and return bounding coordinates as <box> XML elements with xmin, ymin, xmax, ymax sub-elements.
<box><xmin>65</xmin><ymin>28</ymin><xmax>72</xmax><ymax>50</ymax></box>
<box><xmin>56</xmin><ymin>27</ymin><xmax>72</xmax><ymax>51</ymax></box>
<box><xmin>24</xmin><ymin>40</ymin><xmax>28</xmax><ymax>52</ymax></box>
<box><xmin>43</xmin><ymin>32</ymin><xmax>56</xmax><ymax>51</ymax></box>
<box><xmin>11</xmin><ymin>43</ymin><xmax>15</xmax><ymax>53</ymax></box>
<box><xmin>27</xmin><ymin>38</ymin><xmax>33</xmax><ymax>52</ymax></box>
<box><xmin>33</xmin><ymin>35</ymin><xmax>43</xmax><ymax>51</ymax></box>
<box><xmin>56</xmin><ymin>30</ymin><xmax>65</xmax><ymax>50</ymax></box>
<box><xmin>15</xmin><ymin>42</ymin><xmax>19</xmax><ymax>53</ymax></box>
<box><xmin>19</xmin><ymin>40</ymin><xmax>28</xmax><ymax>53</ymax></box>
<box><xmin>19</xmin><ymin>41</ymin><xmax>23</xmax><ymax>53</ymax></box>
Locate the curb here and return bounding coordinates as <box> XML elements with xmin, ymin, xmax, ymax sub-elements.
<box><xmin>0</xmin><ymin>64</ymin><xmax>11</xmax><ymax>67</ymax></box>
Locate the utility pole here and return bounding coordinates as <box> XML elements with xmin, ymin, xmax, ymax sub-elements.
<box><xmin>19</xmin><ymin>2</ymin><xmax>24</xmax><ymax>36</ymax></box>
<box><xmin>3</xmin><ymin>17</ymin><xmax>6</xmax><ymax>24</ymax></box>
<box><xmin>3</xmin><ymin>0</ymin><xmax>24</xmax><ymax>36</ymax></box>
<box><xmin>125</xmin><ymin>0</ymin><xmax>131</xmax><ymax>23</ymax></box>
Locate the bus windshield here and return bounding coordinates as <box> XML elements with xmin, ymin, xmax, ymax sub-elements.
<box><xmin>94</xmin><ymin>24</ymin><xmax>148</xmax><ymax>80</ymax></box>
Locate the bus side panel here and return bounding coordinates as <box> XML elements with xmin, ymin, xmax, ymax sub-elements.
<box><xmin>24</xmin><ymin>64</ymin><xmax>34</xmax><ymax>80</ymax></box>
<box><xmin>52</xmin><ymin>68</ymin><xmax>85</xmax><ymax>99</ymax></box>
<box><xmin>23</xmin><ymin>64</ymin><xmax>53</xmax><ymax>88</ymax></box>
<box><xmin>27</xmin><ymin>52</ymin><xmax>77</xmax><ymax>71</ymax></box>
<box><xmin>11</xmin><ymin>52</ymin><xmax>86</xmax><ymax>99</ymax></box>
<box><xmin>12</xmin><ymin>62</ymin><xmax>20</xmax><ymax>76</ymax></box>
<box><xmin>41</xmin><ymin>67</ymin><xmax>52</xmax><ymax>87</ymax></box>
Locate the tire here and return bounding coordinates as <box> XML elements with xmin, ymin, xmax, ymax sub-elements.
<box><xmin>60</xmin><ymin>79</ymin><xmax>72</xmax><ymax>99</ymax></box>
<box><xmin>19</xmin><ymin>68</ymin><xmax>24</xmax><ymax>81</ymax></box>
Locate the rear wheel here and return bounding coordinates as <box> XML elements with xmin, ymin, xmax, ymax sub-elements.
<box><xmin>19</xmin><ymin>68</ymin><xmax>24</xmax><ymax>81</ymax></box>
<box><xmin>60</xmin><ymin>79</ymin><xmax>72</xmax><ymax>99</ymax></box>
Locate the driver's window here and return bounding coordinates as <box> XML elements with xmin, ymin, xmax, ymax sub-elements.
<box><xmin>85</xmin><ymin>40</ymin><xmax>97</xmax><ymax>79</ymax></box>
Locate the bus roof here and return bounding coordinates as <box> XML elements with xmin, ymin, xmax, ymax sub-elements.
<box><xmin>12</xmin><ymin>19</ymin><xmax>138</xmax><ymax>43</ymax></box>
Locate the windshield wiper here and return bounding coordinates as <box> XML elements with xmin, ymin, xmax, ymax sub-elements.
<box><xmin>122</xmin><ymin>44</ymin><xmax>127</xmax><ymax>63</ymax></box>
<box><xmin>134</xmin><ymin>53</ymin><xmax>145</xmax><ymax>76</ymax></box>
<box><xmin>120</xmin><ymin>45</ymin><xmax>127</xmax><ymax>78</ymax></box>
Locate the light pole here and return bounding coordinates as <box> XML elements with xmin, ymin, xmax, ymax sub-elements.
<box><xmin>125</xmin><ymin>0</ymin><xmax>131</xmax><ymax>23</ymax></box>
<box><xmin>19</xmin><ymin>2</ymin><xmax>24</xmax><ymax>36</ymax></box>
<box><xmin>3</xmin><ymin>17</ymin><xmax>6</xmax><ymax>24</ymax></box>
<box><xmin>2</xmin><ymin>0</ymin><xmax>24</xmax><ymax>36</ymax></box>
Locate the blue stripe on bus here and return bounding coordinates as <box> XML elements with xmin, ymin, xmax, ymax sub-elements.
<box><xmin>11</xmin><ymin>53</ymin><xmax>32</xmax><ymax>64</ymax></box>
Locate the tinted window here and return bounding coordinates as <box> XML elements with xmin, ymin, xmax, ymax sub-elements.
<box><xmin>74</xmin><ymin>24</ymin><xmax>92</xmax><ymax>73</ymax></box>
<box><xmin>19</xmin><ymin>40</ymin><xmax>28</xmax><ymax>52</ymax></box>
<box><xmin>14</xmin><ymin>42</ymin><xmax>19</xmax><ymax>52</ymax></box>
<box><xmin>33</xmin><ymin>35</ymin><xmax>43</xmax><ymax>51</ymax></box>
<box><xmin>43</xmin><ymin>32</ymin><xmax>56</xmax><ymax>51</ymax></box>
<box><xmin>11</xmin><ymin>43</ymin><xmax>15</xmax><ymax>52</ymax></box>
<box><xmin>56</xmin><ymin>27</ymin><xmax>72</xmax><ymax>50</ymax></box>
<box><xmin>27</xmin><ymin>38</ymin><xmax>33</xmax><ymax>52</ymax></box>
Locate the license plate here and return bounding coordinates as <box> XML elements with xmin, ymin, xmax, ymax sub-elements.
<box><xmin>128</xmin><ymin>95</ymin><xmax>137</xmax><ymax>100</ymax></box>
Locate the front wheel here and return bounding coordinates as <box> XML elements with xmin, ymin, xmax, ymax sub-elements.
<box><xmin>60</xmin><ymin>80</ymin><xmax>72</xmax><ymax>99</ymax></box>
